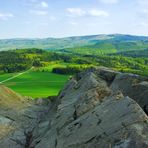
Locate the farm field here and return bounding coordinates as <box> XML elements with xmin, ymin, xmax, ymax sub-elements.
<box><xmin>0</xmin><ymin>70</ymin><xmax>70</xmax><ymax>98</ymax></box>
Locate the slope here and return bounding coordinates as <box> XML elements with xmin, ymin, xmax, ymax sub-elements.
<box><xmin>0</xmin><ymin>34</ymin><xmax>148</xmax><ymax>52</ymax></box>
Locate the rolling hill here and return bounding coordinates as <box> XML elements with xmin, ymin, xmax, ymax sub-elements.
<box><xmin>0</xmin><ymin>34</ymin><xmax>148</xmax><ymax>54</ymax></box>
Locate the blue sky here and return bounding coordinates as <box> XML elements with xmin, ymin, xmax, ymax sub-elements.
<box><xmin>0</xmin><ymin>0</ymin><xmax>148</xmax><ymax>38</ymax></box>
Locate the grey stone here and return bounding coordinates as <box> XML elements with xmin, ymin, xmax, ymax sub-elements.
<box><xmin>0</xmin><ymin>68</ymin><xmax>148</xmax><ymax>148</ymax></box>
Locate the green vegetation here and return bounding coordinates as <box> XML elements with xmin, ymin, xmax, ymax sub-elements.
<box><xmin>0</xmin><ymin>34</ymin><xmax>148</xmax><ymax>51</ymax></box>
<box><xmin>61</xmin><ymin>40</ymin><xmax>148</xmax><ymax>55</ymax></box>
<box><xmin>0</xmin><ymin>73</ymin><xmax>15</xmax><ymax>82</ymax></box>
<box><xmin>0</xmin><ymin>34</ymin><xmax>148</xmax><ymax>98</ymax></box>
<box><xmin>0</xmin><ymin>49</ymin><xmax>71</xmax><ymax>73</ymax></box>
<box><xmin>0</xmin><ymin>69</ymin><xmax>69</xmax><ymax>98</ymax></box>
<box><xmin>52</xmin><ymin>65</ymin><xmax>93</xmax><ymax>75</ymax></box>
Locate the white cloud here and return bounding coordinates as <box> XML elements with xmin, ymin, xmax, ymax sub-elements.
<box><xmin>89</xmin><ymin>9</ymin><xmax>109</xmax><ymax>17</ymax></box>
<box><xmin>34</xmin><ymin>1</ymin><xmax>48</xmax><ymax>9</ymax></box>
<box><xmin>28</xmin><ymin>1</ymin><xmax>49</xmax><ymax>16</ymax></box>
<box><xmin>66</xmin><ymin>8</ymin><xmax>109</xmax><ymax>17</ymax></box>
<box><xmin>49</xmin><ymin>16</ymin><xmax>57</xmax><ymax>21</ymax></box>
<box><xmin>0</xmin><ymin>13</ymin><xmax>14</xmax><ymax>20</ymax></box>
<box><xmin>69</xmin><ymin>21</ymin><xmax>78</xmax><ymax>26</ymax></box>
<box><xmin>30</xmin><ymin>10</ymin><xmax>48</xmax><ymax>15</ymax></box>
<box><xmin>138</xmin><ymin>0</ymin><xmax>148</xmax><ymax>5</ymax></box>
<box><xmin>134</xmin><ymin>22</ymin><xmax>148</xmax><ymax>27</ymax></box>
<box><xmin>40</xmin><ymin>1</ymin><xmax>48</xmax><ymax>8</ymax></box>
<box><xmin>67</xmin><ymin>8</ymin><xmax>86</xmax><ymax>17</ymax></box>
<box><xmin>140</xmin><ymin>22</ymin><xmax>148</xmax><ymax>27</ymax></box>
<box><xmin>99</xmin><ymin>0</ymin><xmax>119</xmax><ymax>4</ymax></box>
<box><xmin>141</xmin><ymin>9</ymin><xmax>148</xmax><ymax>14</ymax></box>
<box><xmin>29</xmin><ymin>0</ymin><xmax>38</xmax><ymax>2</ymax></box>
<box><xmin>26</xmin><ymin>1</ymin><xmax>48</xmax><ymax>9</ymax></box>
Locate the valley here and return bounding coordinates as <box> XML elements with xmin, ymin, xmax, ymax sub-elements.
<box><xmin>0</xmin><ymin>34</ymin><xmax>148</xmax><ymax>98</ymax></box>
<box><xmin>0</xmin><ymin>0</ymin><xmax>148</xmax><ymax>146</ymax></box>
<box><xmin>0</xmin><ymin>0</ymin><xmax>148</xmax><ymax>147</ymax></box>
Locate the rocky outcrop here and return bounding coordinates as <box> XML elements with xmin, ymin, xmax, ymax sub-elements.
<box><xmin>0</xmin><ymin>85</ymin><xmax>51</xmax><ymax>148</ymax></box>
<box><xmin>110</xmin><ymin>73</ymin><xmax>148</xmax><ymax>114</ymax></box>
<box><xmin>0</xmin><ymin>67</ymin><xmax>148</xmax><ymax>148</ymax></box>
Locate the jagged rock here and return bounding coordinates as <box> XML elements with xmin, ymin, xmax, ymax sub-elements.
<box><xmin>0</xmin><ymin>68</ymin><xmax>148</xmax><ymax>148</ymax></box>
<box><xmin>32</xmin><ymin>68</ymin><xmax>148</xmax><ymax>148</ymax></box>
<box><xmin>0</xmin><ymin>85</ymin><xmax>50</xmax><ymax>148</ymax></box>
<box><xmin>110</xmin><ymin>73</ymin><xmax>148</xmax><ymax>111</ymax></box>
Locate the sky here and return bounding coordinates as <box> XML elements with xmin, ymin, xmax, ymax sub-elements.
<box><xmin>0</xmin><ymin>0</ymin><xmax>148</xmax><ymax>39</ymax></box>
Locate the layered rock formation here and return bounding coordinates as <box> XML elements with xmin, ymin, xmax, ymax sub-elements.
<box><xmin>0</xmin><ymin>67</ymin><xmax>148</xmax><ymax>148</ymax></box>
<box><xmin>0</xmin><ymin>85</ymin><xmax>51</xmax><ymax>148</ymax></box>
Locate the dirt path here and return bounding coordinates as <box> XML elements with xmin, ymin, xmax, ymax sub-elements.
<box><xmin>0</xmin><ymin>67</ymin><xmax>33</xmax><ymax>84</ymax></box>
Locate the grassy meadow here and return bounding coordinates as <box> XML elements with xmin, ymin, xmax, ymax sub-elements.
<box><xmin>0</xmin><ymin>68</ymin><xmax>70</xmax><ymax>98</ymax></box>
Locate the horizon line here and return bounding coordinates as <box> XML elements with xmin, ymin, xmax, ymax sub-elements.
<box><xmin>0</xmin><ymin>33</ymin><xmax>148</xmax><ymax>40</ymax></box>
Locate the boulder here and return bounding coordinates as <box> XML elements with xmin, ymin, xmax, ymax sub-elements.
<box><xmin>110</xmin><ymin>73</ymin><xmax>148</xmax><ymax>112</ymax></box>
<box><xmin>31</xmin><ymin>68</ymin><xmax>148</xmax><ymax>148</ymax></box>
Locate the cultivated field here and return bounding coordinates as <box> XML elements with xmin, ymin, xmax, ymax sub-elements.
<box><xmin>0</xmin><ymin>70</ymin><xmax>69</xmax><ymax>98</ymax></box>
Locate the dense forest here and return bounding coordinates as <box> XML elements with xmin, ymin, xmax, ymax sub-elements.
<box><xmin>0</xmin><ymin>49</ymin><xmax>71</xmax><ymax>73</ymax></box>
<box><xmin>0</xmin><ymin>48</ymin><xmax>147</xmax><ymax>76</ymax></box>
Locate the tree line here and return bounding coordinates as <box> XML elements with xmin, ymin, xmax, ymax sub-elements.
<box><xmin>0</xmin><ymin>48</ymin><xmax>147</xmax><ymax>76</ymax></box>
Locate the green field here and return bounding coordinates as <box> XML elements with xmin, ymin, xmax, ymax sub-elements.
<box><xmin>0</xmin><ymin>70</ymin><xmax>69</xmax><ymax>98</ymax></box>
<box><xmin>0</xmin><ymin>73</ymin><xmax>15</xmax><ymax>82</ymax></box>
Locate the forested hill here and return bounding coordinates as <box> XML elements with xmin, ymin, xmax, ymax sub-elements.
<box><xmin>0</xmin><ymin>34</ymin><xmax>148</xmax><ymax>52</ymax></box>
<box><xmin>0</xmin><ymin>48</ymin><xmax>148</xmax><ymax>76</ymax></box>
<box><xmin>0</xmin><ymin>34</ymin><xmax>148</xmax><ymax>76</ymax></box>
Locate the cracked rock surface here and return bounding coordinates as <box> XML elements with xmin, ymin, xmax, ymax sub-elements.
<box><xmin>0</xmin><ymin>67</ymin><xmax>148</xmax><ymax>148</ymax></box>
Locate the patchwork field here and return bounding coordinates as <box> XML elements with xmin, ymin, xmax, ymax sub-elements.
<box><xmin>0</xmin><ymin>70</ymin><xmax>69</xmax><ymax>98</ymax></box>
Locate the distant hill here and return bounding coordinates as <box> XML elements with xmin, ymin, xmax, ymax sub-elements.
<box><xmin>0</xmin><ymin>35</ymin><xmax>108</xmax><ymax>51</ymax></box>
<box><xmin>58</xmin><ymin>34</ymin><xmax>148</xmax><ymax>55</ymax></box>
<box><xmin>0</xmin><ymin>34</ymin><xmax>148</xmax><ymax>53</ymax></box>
